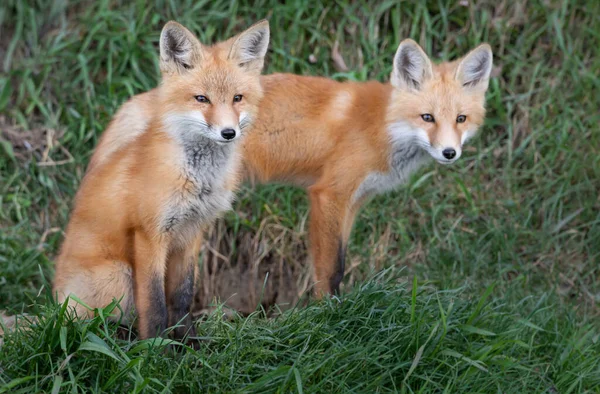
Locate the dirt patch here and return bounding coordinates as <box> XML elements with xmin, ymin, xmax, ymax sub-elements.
<box><xmin>0</xmin><ymin>115</ymin><xmax>71</xmax><ymax>165</ymax></box>
<box><xmin>193</xmin><ymin>217</ymin><xmax>312</xmax><ymax>316</ymax></box>
<box><xmin>0</xmin><ymin>310</ymin><xmax>37</xmax><ymax>347</ymax></box>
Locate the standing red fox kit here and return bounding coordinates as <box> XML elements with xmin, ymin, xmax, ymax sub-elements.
<box><xmin>89</xmin><ymin>38</ymin><xmax>493</xmax><ymax>298</ymax></box>
<box><xmin>244</xmin><ymin>41</ymin><xmax>493</xmax><ymax>295</ymax></box>
<box><xmin>53</xmin><ymin>20</ymin><xmax>270</xmax><ymax>339</ymax></box>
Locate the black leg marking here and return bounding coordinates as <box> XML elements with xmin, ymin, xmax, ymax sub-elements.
<box><xmin>168</xmin><ymin>263</ymin><xmax>196</xmax><ymax>340</ymax></box>
<box><xmin>329</xmin><ymin>240</ymin><xmax>346</xmax><ymax>295</ymax></box>
<box><xmin>146</xmin><ymin>274</ymin><xmax>168</xmax><ymax>338</ymax></box>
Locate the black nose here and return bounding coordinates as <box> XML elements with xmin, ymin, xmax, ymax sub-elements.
<box><xmin>442</xmin><ymin>148</ymin><xmax>456</xmax><ymax>160</ymax></box>
<box><xmin>220</xmin><ymin>128</ymin><xmax>236</xmax><ymax>140</ymax></box>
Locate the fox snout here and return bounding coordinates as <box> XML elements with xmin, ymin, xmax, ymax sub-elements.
<box><xmin>204</xmin><ymin>107</ymin><xmax>254</xmax><ymax>143</ymax></box>
<box><xmin>442</xmin><ymin>148</ymin><xmax>457</xmax><ymax>160</ymax></box>
<box><xmin>432</xmin><ymin>127</ymin><xmax>480</xmax><ymax>164</ymax></box>
<box><xmin>206</xmin><ymin>122</ymin><xmax>242</xmax><ymax>143</ymax></box>
<box><xmin>164</xmin><ymin>111</ymin><xmax>248</xmax><ymax>144</ymax></box>
<box><xmin>216</xmin><ymin>111</ymin><xmax>254</xmax><ymax>142</ymax></box>
<box><xmin>429</xmin><ymin>144</ymin><xmax>462</xmax><ymax>164</ymax></box>
<box><xmin>211</xmin><ymin>123</ymin><xmax>241</xmax><ymax>143</ymax></box>
<box><xmin>424</xmin><ymin>128</ymin><xmax>463</xmax><ymax>164</ymax></box>
<box><xmin>220</xmin><ymin>128</ymin><xmax>236</xmax><ymax>140</ymax></box>
<box><xmin>208</xmin><ymin>106</ymin><xmax>246</xmax><ymax>143</ymax></box>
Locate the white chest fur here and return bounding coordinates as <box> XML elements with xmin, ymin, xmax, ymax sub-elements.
<box><xmin>160</xmin><ymin>137</ymin><xmax>239</xmax><ymax>244</ymax></box>
<box><xmin>352</xmin><ymin>143</ymin><xmax>430</xmax><ymax>204</ymax></box>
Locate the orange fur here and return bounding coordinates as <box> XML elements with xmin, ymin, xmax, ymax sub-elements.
<box><xmin>71</xmin><ymin>39</ymin><xmax>493</xmax><ymax>299</ymax></box>
<box><xmin>53</xmin><ymin>20</ymin><xmax>270</xmax><ymax>340</ymax></box>
<box><xmin>243</xmin><ymin>41</ymin><xmax>493</xmax><ymax>295</ymax></box>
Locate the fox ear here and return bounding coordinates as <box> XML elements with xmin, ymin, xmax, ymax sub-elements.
<box><xmin>228</xmin><ymin>20</ymin><xmax>270</xmax><ymax>74</ymax></box>
<box><xmin>455</xmin><ymin>44</ymin><xmax>493</xmax><ymax>91</ymax></box>
<box><xmin>391</xmin><ymin>39</ymin><xmax>433</xmax><ymax>91</ymax></box>
<box><xmin>159</xmin><ymin>21</ymin><xmax>203</xmax><ymax>75</ymax></box>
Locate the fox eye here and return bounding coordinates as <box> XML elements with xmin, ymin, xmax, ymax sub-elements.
<box><xmin>233</xmin><ymin>95</ymin><xmax>243</xmax><ymax>103</ymax></box>
<box><xmin>194</xmin><ymin>95</ymin><xmax>210</xmax><ymax>103</ymax></box>
<box><xmin>421</xmin><ymin>114</ymin><xmax>435</xmax><ymax>123</ymax></box>
<box><xmin>456</xmin><ymin>115</ymin><xmax>467</xmax><ymax>123</ymax></box>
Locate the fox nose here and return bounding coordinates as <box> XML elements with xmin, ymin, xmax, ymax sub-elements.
<box><xmin>442</xmin><ymin>148</ymin><xmax>456</xmax><ymax>160</ymax></box>
<box><xmin>220</xmin><ymin>128</ymin><xmax>236</xmax><ymax>140</ymax></box>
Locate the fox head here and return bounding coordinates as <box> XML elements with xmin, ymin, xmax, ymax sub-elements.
<box><xmin>157</xmin><ymin>20</ymin><xmax>270</xmax><ymax>144</ymax></box>
<box><xmin>387</xmin><ymin>40</ymin><xmax>493</xmax><ymax>164</ymax></box>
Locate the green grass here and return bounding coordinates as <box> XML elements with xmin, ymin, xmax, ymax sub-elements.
<box><xmin>1</xmin><ymin>0</ymin><xmax>599</xmax><ymax>392</ymax></box>
<box><xmin>2</xmin><ymin>271</ymin><xmax>599</xmax><ymax>393</ymax></box>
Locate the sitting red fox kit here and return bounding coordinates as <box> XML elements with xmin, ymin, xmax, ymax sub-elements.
<box><xmin>82</xmin><ymin>38</ymin><xmax>493</xmax><ymax>300</ymax></box>
<box><xmin>53</xmin><ymin>20</ymin><xmax>270</xmax><ymax>339</ymax></box>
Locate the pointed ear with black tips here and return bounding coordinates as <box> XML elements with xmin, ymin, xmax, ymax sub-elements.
<box><xmin>455</xmin><ymin>44</ymin><xmax>493</xmax><ymax>92</ymax></box>
<box><xmin>159</xmin><ymin>21</ymin><xmax>203</xmax><ymax>75</ymax></box>
<box><xmin>391</xmin><ymin>39</ymin><xmax>433</xmax><ymax>91</ymax></box>
<box><xmin>228</xmin><ymin>20</ymin><xmax>270</xmax><ymax>74</ymax></box>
